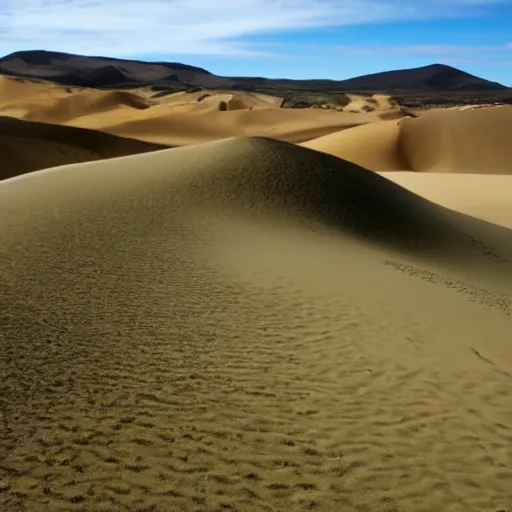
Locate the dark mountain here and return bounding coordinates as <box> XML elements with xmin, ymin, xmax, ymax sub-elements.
<box><xmin>330</xmin><ymin>64</ymin><xmax>506</xmax><ymax>91</ymax></box>
<box><xmin>0</xmin><ymin>50</ymin><xmax>506</xmax><ymax>92</ymax></box>
<box><xmin>0</xmin><ymin>50</ymin><xmax>232</xmax><ymax>89</ymax></box>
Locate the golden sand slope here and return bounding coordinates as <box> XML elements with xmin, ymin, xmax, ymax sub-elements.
<box><xmin>21</xmin><ymin>89</ymin><xmax>153</xmax><ymax>124</ymax></box>
<box><xmin>384</xmin><ymin>172</ymin><xmax>512</xmax><ymax>229</ymax></box>
<box><xmin>155</xmin><ymin>90</ymin><xmax>284</xmax><ymax>111</ymax></box>
<box><xmin>398</xmin><ymin>105</ymin><xmax>512</xmax><ymax>174</ymax></box>
<box><xmin>0</xmin><ymin>76</ymin><xmax>75</xmax><ymax>106</ymax></box>
<box><xmin>300</xmin><ymin>120</ymin><xmax>407</xmax><ymax>171</ymax></box>
<box><xmin>76</xmin><ymin>107</ymin><xmax>379</xmax><ymax>146</ymax></box>
<box><xmin>0</xmin><ymin>75</ymin><xmax>403</xmax><ymax>147</ymax></box>
<box><xmin>0</xmin><ymin>77</ymin><xmax>154</xmax><ymax>124</ymax></box>
<box><xmin>1</xmin><ymin>138</ymin><xmax>512</xmax><ymax>511</ymax></box>
<box><xmin>0</xmin><ymin>116</ymin><xmax>165</xmax><ymax>180</ymax></box>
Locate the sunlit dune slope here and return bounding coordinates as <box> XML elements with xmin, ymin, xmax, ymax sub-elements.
<box><xmin>398</xmin><ymin>105</ymin><xmax>512</xmax><ymax>174</ymax></box>
<box><xmin>301</xmin><ymin>120</ymin><xmax>407</xmax><ymax>172</ymax></box>
<box><xmin>383</xmin><ymin>172</ymin><xmax>512</xmax><ymax>229</ymax></box>
<box><xmin>0</xmin><ymin>75</ymin><xmax>407</xmax><ymax>147</ymax></box>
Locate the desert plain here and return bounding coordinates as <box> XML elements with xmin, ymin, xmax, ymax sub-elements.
<box><xmin>1</xmin><ymin>60</ymin><xmax>512</xmax><ymax>512</ymax></box>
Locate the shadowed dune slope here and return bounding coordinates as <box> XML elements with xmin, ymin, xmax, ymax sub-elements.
<box><xmin>398</xmin><ymin>105</ymin><xmax>512</xmax><ymax>174</ymax></box>
<box><xmin>0</xmin><ymin>116</ymin><xmax>166</xmax><ymax>180</ymax></box>
<box><xmin>1</xmin><ymin>137</ymin><xmax>512</xmax><ymax>511</ymax></box>
<box><xmin>300</xmin><ymin>120</ymin><xmax>407</xmax><ymax>172</ymax></box>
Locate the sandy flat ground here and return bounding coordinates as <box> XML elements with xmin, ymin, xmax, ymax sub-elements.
<box><xmin>1</xmin><ymin>75</ymin><xmax>512</xmax><ymax>512</ymax></box>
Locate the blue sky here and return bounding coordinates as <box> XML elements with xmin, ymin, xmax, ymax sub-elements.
<box><xmin>1</xmin><ymin>0</ymin><xmax>511</xmax><ymax>85</ymax></box>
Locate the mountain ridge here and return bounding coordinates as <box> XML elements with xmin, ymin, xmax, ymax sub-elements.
<box><xmin>0</xmin><ymin>50</ymin><xmax>507</xmax><ymax>92</ymax></box>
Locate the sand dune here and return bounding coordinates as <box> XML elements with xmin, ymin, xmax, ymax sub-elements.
<box><xmin>301</xmin><ymin>120</ymin><xmax>407</xmax><ymax>171</ymax></box>
<box><xmin>0</xmin><ymin>76</ymin><xmax>77</xmax><ymax>105</ymax></box>
<box><xmin>1</xmin><ymin>137</ymin><xmax>512</xmax><ymax>511</ymax></box>
<box><xmin>1</xmin><ymin>75</ymin><xmax>511</xmax><ymax>178</ymax></box>
<box><xmin>384</xmin><ymin>172</ymin><xmax>512</xmax><ymax>229</ymax></box>
<box><xmin>157</xmin><ymin>90</ymin><xmax>284</xmax><ymax>111</ymax></box>
<box><xmin>21</xmin><ymin>89</ymin><xmax>153</xmax><ymax>124</ymax></box>
<box><xmin>0</xmin><ymin>116</ymin><xmax>165</xmax><ymax>179</ymax></box>
<box><xmin>0</xmin><ymin>75</ymin><xmax>406</xmax><ymax>147</ymax></box>
<box><xmin>77</xmin><ymin>107</ymin><xmax>380</xmax><ymax>146</ymax></box>
<box><xmin>0</xmin><ymin>77</ymin><xmax>154</xmax><ymax>123</ymax></box>
<box><xmin>398</xmin><ymin>105</ymin><xmax>512</xmax><ymax>174</ymax></box>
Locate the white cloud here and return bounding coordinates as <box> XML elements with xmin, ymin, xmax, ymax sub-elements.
<box><xmin>0</xmin><ymin>0</ymin><xmax>510</xmax><ymax>58</ymax></box>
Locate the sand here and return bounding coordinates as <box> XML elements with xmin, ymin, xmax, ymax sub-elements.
<box><xmin>300</xmin><ymin>120</ymin><xmax>406</xmax><ymax>172</ymax></box>
<box><xmin>398</xmin><ymin>106</ymin><xmax>512</xmax><ymax>174</ymax></box>
<box><xmin>0</xmin><ymin>76</ymin><xmax>403</xmax><ymax>147</ymax></box>
<box><xmin>2</xmin><ymin>76</ymin><xmax>512</xmax><ymax>175</ymax></box>
<box><xmin>384</xmin><ymin>172</ymin><xmax>512</xmax><ymax>229</ymax></box>
<box><xmin>1</xmin><ymin>135</ymin><xmax>512</xmax><ymax>512</ymax></box>
<box><xmin>1</xmin><ymin>73</ymin><xmax>512</xmax><ymax>511</ymax></box>
<box><xmin>0</xmin><ymin>116</ymin><xmax>165</xmax><ymax>180</ymax></box>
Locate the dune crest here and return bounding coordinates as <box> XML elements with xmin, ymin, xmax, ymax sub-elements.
<box><xmin>1</xmin><ymin>137</ymin><xmax>512</xmax><ymax>511</ymax></box>
<box><xmin>2</xmin><ymin>50</ymin><xmax>512</xmax><ymax>511</ymax></box>
<box><xmin>0</xmin><ymin>116</ymin><xmax>165</xmax><ymax>179</ymax></box>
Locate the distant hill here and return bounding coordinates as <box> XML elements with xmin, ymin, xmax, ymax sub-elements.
<box><xmin>332</xmin><ymin>64</ymin><xmax>507</xmax><ymax>92</ymax></box>
<box><xmin>0</xmin><ymin>50</ymin><xmax>506</xmax><ymax>92</ymax></box>
<box><xmin>0</xmin><ymin>50</ymin><xmax>232</xmax><ymax>89</ymax></box>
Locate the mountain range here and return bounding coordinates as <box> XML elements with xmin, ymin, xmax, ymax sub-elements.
<box><xmin>0</xmin><ymin>50</ymin><xmax>507</xmax><ymax>93</ymax></box>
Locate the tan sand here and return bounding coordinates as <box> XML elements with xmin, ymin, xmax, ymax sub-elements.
<box><xmin>155</xmin><ymin>90</ymin><xmax>284</xmax><ymax>110</ymax></box>
<box><xmin>0</xmin><ymin>75</ymin><xmax>402</xmax><ymax>147</ymax></box>
<box><xmin>300</xmin><ymin>120</ymin><xmax>407</xmax><ymax>171</ymax></box>
<box><xmin>76</xmin><ymin>107</ymin><xmax>378</xmax><ymax>146</ymax></box>
<box><xmin>1</xmin><ymin>137</ymin><xmax>512</xmax><ymax>511</ymax></box>
<box><xmin>398</xmin><ymin>105</ymin><xmax>512</xmax><ymax>174</ymax></box>
<box><xmin>383</xmin><ymin>172</ymin><xmax>512</xmax><ymax>229</ymax></box>
<box><xmin>0</xmin><ymin>76</ymin><xmax>76</xmax><ymax>106</ymax></box>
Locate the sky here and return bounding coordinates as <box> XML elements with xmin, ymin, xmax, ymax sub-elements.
<box><xmin>1</xmin><ymin>0</ymin><xmax>511</xmax><ymax>85</ymax></box>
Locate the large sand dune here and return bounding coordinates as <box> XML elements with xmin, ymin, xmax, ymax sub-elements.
<box><xmin>300</xmin><ymin>120</ymin><xmax>406</xmax><ymax>171</ymax></box>
<box><xmin>399</xmin><ymin>106</ymin><xmax>512</xmax><ymax>174</ymax></box>
<box><xmin>1</xmin><ymin>137</ymin><xmax>512</xmax><ymax>511</ymax></box>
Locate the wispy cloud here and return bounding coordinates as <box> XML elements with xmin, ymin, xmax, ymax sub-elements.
<box><xmin>335</xmin><ymin>44</ymin><xmax>510</xmax><ymax>56</ymax></box>
<box><xmin>0</xmin><ymin>0</ymin><xmax>510</xmax><ymax>57</ymax></box>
